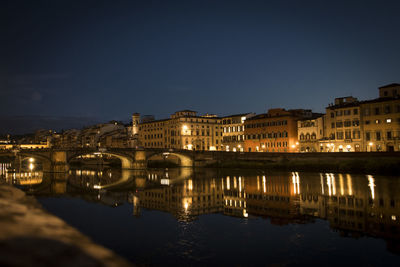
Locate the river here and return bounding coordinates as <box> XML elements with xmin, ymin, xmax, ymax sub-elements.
<box><xmin>2</xmin><ymin>166</ymin><xmax>400</xmax><ymax>266</ymax></box>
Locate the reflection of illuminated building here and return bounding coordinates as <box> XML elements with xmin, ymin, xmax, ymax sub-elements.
<box><xmin>138</xmin><ymin>174</ymin><xmax>224</xmax><ymax>220</ymax></box>
<box><xmin>299</xmin><ymin>172</ymin><xmax>400</xmax><ymax>252</ymax></box>
<box><xmin>243</xmin><ymin>174</ymin><xmax>304</xmax><ymax>224</ymax></box>
<box><xmin>67</xmin><ymin>169</ymin><xmax>121</xmax><ymax>190</ymax></box>
<box><xmin>223</xmin><ymin>176</ymin><xmax>248</xmax><ymax>218</ymax></box>
<box><xmin>5</xmin><ymin>171</ymin><xmax>43</xmax><ymax>185</ymax></box>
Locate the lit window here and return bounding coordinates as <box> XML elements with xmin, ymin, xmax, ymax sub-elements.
<box><xmin>386</xmin><ymin>118</ymin><xmax>392</xmax><ymax>123</ymax></box>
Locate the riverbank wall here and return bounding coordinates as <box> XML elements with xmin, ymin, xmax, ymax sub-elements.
<box><xmin>198</xmin><ymin>152</ymin><xmax>400</xmax><ymax>175</ymax></box>
<box><xmin>0</xmin><ymin>182</ymin><xmax>132</xmax><ymax>267</ymax></box>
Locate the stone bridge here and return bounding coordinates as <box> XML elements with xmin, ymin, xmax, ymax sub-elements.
<box><xmin>1</xmin><ymin>148</ymin><xmax>400</xmax><ymax>173</ymax></box>
<box><xmin>0</xmin><ymin>148</ymin><xmax>201</xmax><ymax>172</ymax></box>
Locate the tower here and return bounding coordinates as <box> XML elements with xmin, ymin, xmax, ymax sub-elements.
<box><xmin>132</xmin><ymin>113</ymin><xmax>140</xmax><ymax>136</ymax></box>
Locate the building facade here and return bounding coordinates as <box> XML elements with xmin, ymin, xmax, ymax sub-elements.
<box><xmin>244</xmin><ymin>108</ymin><xmax>308</xmax><ymax>152</ymax></box>
<box><xmin>322</xmin><ymin>97</ymin><xmax>362</xmax><ymax>152</ymax></box>
<box><xmin>297</xmin><ymin>114</ymin><xmax>324</xmax><ymax>152</ymax></box>
<box><xmin>360</xmin><ymin>84</ymin><xmax>400</xmax><ymax>152</ymax></box>
<box><xmin>221</xmin><ymin>113</ymin><xmax>255</xmax><ymax>152</ymax></box>
<box><xmin>138</xmin><ymin>110</ymin><xmax>223</xmax><ymax>151</ymax></box>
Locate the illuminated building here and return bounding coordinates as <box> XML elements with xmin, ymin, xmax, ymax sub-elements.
<box><xmin>297</xmin><ymin>113</ymin><xmax>325</xmax><ymax>152</ymax></box>
<box><xmin>221</xmin><ymin>113</ymin><xmax>255</xmax><ymax>152</ymax></box>
<box><xmin>244</xmin><ymin>108</ymin><xmax>310</xmax><ymax>152</ymax></box>
<box><xmin>322</xmin><ymin>97</ymin><xmax>362</xmax><ymax>152</ymax></box>
<box><xmin>138</xmin><ymin>110</ymin><xmax>222</xmax><ymax>151</ymax></box>
<box><xmin>360</xmin><ymin>83</ymin><xmax>400</xmax><ymax>152</ymax></box>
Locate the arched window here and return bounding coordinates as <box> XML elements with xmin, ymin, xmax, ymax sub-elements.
<box><xmin>311</xmin><ymin>133</ymin><xmax>316</xmax><ymax>140</ymax></box>
<box><xmin>306</xmin><ymin>133</ymin><xmax>310</xmax><ymax>140</ymax></box>
<box><xmin>300</xmin><ymin>133</ymin><xmax>304</xmax><ymax>140</ymax></box>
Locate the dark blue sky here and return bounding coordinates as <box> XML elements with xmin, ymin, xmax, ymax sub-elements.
<box><xmin>3</xmin><ymin>0</ymin><xmax>400</xmax><ymax>132</ymax></box>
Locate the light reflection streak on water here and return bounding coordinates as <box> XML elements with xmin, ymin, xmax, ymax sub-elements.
<box><xmin>331</xmin><ymin>173</ymin><xmax>336</xmax><ymax>195</ymax></box>
<box><xmin>347</xmin><ymin>174</ymin><xmax>353</xmax><ymax>195</ymax></box>
<box><xmin>326</xmin><ymin>173</ymin><xmax>332</xmax><ymax>196</ymax></box>
<box><xmin>367</xmin><ymin>175</ymin><xmax>376</xmax><ymax>200</ymax></box>
<box><xmin>320</xmin><ymin>173</ymin><xmax>324</xmax><ymax>195</ymax></box>
<box><xmin>263</xmin><ymin>175</ymin><xmax>266</xmax><ymax>193</ymax></box>
<box><xmin>339</xmin><ymin>174</ymin><xmax>344</xmax><ymax>196</ymax></box>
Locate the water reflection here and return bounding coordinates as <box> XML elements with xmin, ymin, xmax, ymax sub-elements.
<box><xmin>1</xmin><ymin>167</ymin><xmax>400</xmax><ymax>254</ymax></box>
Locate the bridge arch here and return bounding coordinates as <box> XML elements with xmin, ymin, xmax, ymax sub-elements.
<box><xmin>18</xmin><ymin>153</ymin><xmax>52</xmax><ymax>172</ymax></box>
<box><xmin>146</xmin><ymin>152</ymin><xmax>193</xmax><ymax>167</ymax></box>
<box><xmin>67</xmin><ymin>151</ymin><xmax>134</xmax><ymax>169</ymax></box>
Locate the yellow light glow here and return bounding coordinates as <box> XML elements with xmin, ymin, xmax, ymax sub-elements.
<box><xmin>367</xmin><ymin>175</ymin><xmax>375</xmax><ymax>200</ymax></box>
<box><xmin>243</xmin><ymin>209</ymin><xmax>248</xmax><ymax>217</ymax></box>
<box><xmin>262</xmin><ymin>175</ymin><xmax>266</xmax><ymax>193</ymax></box>
<box><xmin>326</xmin><ymin>173</ymin><xmax>332</xmax><ymax>196</ymax></box>
<box><xmin>346</xmin><ymin>174</ymin><xmax>353</xmax><ymax>195</ymax></box>
<box><xmin>29</xmin><ymin>163</ymin><xmax>34</xmax><ymax>171</ymax></box>
<box><xmin>339</xmin><ymin>174</ymin><xmax>344</xmax><ymax>196</ymax></box>
<box><xmin>188</xmin><ymin>179</ymin><xmax>193</xmax><ymax>190</ymax></box>
<box><xmin>369</xmin><ymin>142</ymin><xmax>373</xmax><ymax>146</ymax></box>
<box><xmin>291</xmin><ymin>145</ymin><xmax>296</xmax><ymax>148</ymax></box>
<box><xmin>29</xmin><ymin>158</ymin><xmax>34</xmax><ymax>163</ymax></box>
<box><xmin>320</xmin><ymin>173</ymin><xmax>325</xmax><ymax>195</ymax></box>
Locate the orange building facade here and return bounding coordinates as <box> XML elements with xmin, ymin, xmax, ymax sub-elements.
<box><xmin>244</xmin><ymin>108</ymin><xmax>309</xmax><ymax>152</ymax></box>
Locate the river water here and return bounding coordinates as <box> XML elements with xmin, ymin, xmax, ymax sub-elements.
<box><xmin>2</xmin><ymin>166</ymin><xmax>400</xmax><ymax>266</ymax></box>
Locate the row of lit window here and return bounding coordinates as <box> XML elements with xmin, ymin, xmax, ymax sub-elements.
<box><xmin>331</xmin><ymin>120</ymin><xmax>360</xmax><ymax>128</ymax></box>
<box><xmin>223</xmin><ymin>126</ymin><xmax>244</xmax><ymax>133</ymax></box>
<box><xmin>246</xmin><ymin>131</ymin><xmax>289</xmax><ymax>140</ymax></box>
<box><xmin>365</xmin><ymin>118</ymin><xmax>400</xmax><ymax>125</ymax></box>
<box><xmin>365</xmin><ymin>131</ymin><xmax>397</xmax><ymax>141</ymax></box>
<box><xmin>363</xmin><ymin>105</ymin><xmax>400</xmax><ymax>116</ymax></box>
<box><xmin>330</xmin><ymin>108</ymin><xmax>358</xmax><ymax>117</ymax></box>
<box><xmin>246</xmin><ymin>120</ymin><xmax>288</xmax><ymax>128</ymax></box>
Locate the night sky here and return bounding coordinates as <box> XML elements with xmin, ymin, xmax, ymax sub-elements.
<box><xmin>3</xmin><ymin>0</ymin><xmax>400</xmax><ymax>133</ymax></box>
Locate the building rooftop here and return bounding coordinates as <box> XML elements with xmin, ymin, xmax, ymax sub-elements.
<box><xmin>360</xmin><ymin>96</ymin><xmax>399</xmax><ymax>105</ymax></box>
<box><xmin>298</xmin><ymin>113</ymin><xmax>325</xmax><ymax>121</ymax></box>
<box><xmin>221</xmin><ymin>112</ymin><xmax>253</xmax><ymax>118</ymax></box>
<box><xmin>379</xmin><ymin>83</ymin><xmax>400</xmax><ymax>89</ymax></box>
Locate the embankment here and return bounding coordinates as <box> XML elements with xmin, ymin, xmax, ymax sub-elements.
<box><xmin>201</xmin><ymin>152</ymin><xmax>400</xmax><ymax>175</ymax></box>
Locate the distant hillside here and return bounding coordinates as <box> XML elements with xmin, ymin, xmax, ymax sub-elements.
<box><xmin>0</xmin><ymin>116</ymin><xmax>102</xmax><ymax>135</ymax></box>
